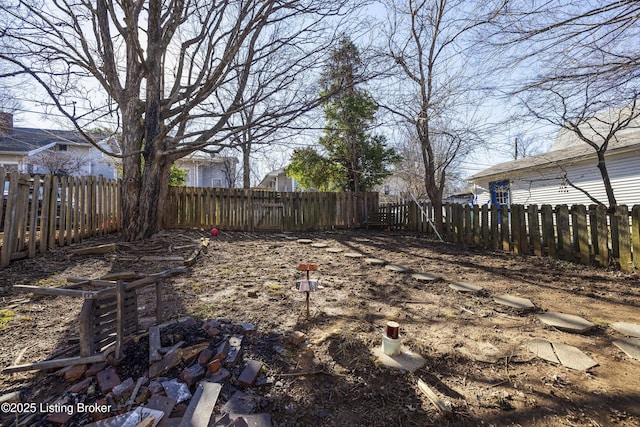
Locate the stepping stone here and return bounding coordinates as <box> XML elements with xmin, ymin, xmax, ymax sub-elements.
<box><xmin>412</xmin><ymin>272</ymin><xmax>441</xmax><ymax>282</ymax></box>
<box><xmin>364</xmin><ymin>258</ymin><xmax>387</xmax><ymax>266</ymax></box>
<box><xmin>538</xmin><ymin>312</ymin><xmax>595</xmax><ymax>334</ymax></box>
<box><xmin>525</xmin><ymin>339</ymin><xmax>597</xmax><ymax>371</ymax></box>
<box><xmin>344</xmin><ymin>252</ymin><xmax>364</xmax><ymax>258</ymax></box>
<box><xmin>310</xmin><ymin>242</ymin><xmax>328</xmax><ymax>248</ymax></box>
<box><xmin>612</xmin><ymin>337</ymin><xmax>640</xmax><ymax>360</ymax></box>
<box><xmin>371</xmin><ymin>347</ymin><xmax>426</xmax><ymax>372</ymax></box>
<box><xmin>449</xmin><ymin>282</ymin><xmax>483</xmax><ymax>293</ymax></box>
<box><xmin>296</xmin><ymin>239</ymin><xmax>313</xmax><ymax>244</ymax></box>
<box><xmin>611</xmin><ymin>322</ymin><xmax>640</xmax><ymax>338</ymax></box>
<box><xmin>326</xmin><ymin>247</ymin><xmax>343</xmax><ymax>253</ymax></box>
<box><xmin>385</xmin><ymin>264</ymin><xmax>411</xmax><ymax>273</ymax></box>
<box><xmin>353</xmin><ymin>237</ymin><xmax>372</xmax><ymax>242</ymax></box>
<box><xmin>552</xmin><ymin>342</ymin><xmax>598</xmax><ymax>371</ymax></box>
<box><xmin>493</xmin><ymin>294</ymin><xmax>535</xmax><ymax>310</ymax></box>
<box><xmin>525</xmin><ymin>338</ymin><xmax>560</xmax><ymax>364</ymax></box>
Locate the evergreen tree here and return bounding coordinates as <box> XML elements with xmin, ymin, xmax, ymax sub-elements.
<box><xmin>287</xmin><ymin>36</ymin><xmax>398</xmax><ymax>192</ymax></box>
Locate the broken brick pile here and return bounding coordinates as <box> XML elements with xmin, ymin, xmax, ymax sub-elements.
<box><xmin>19</xmin><ymin>317</ymin><xmax>283</xmax><ymax>427</ymax></box>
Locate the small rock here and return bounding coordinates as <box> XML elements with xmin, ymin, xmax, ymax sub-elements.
<box><xmin>180</xmin><ymin>364</ymin><xmax>205</xmax><ymax>386</ymax></box>
<box><xmin>289</xmin><ymin>331</ymin><xmax>306</xmax><ymax>345</ymax></box>
<box><xmin>112</xmin><ymin>377</ymin><xmax>135</xmax><ymax>398</ymax></box>
<box><xmin>198</xmin><ymin>348</ymin><xmax>214</xmax><ymax>366</ymax></box>
<box><xmin>96</xmin><ymin>368</ymin><xmax>121</xmax><ymax>394</ymax></box>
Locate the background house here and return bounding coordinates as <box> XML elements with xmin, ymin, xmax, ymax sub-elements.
<box><xmin>468</xmin><ymin>124</ymin><xmax>640</xmax><ymax>207</ymax></box>
<box><xmin>256</xmin><ymin>168</ymin><xmax>297</xmax><ymax>191</ymax></box>
<box><xmin>0</xmin><ymin>112</ymin><xmax>238</xmax><ymax>188</ymax></box>
<box><xmin>0</xmin><ymin>112</ymin><xmax>117</xmax><ymax>177</ymax></box>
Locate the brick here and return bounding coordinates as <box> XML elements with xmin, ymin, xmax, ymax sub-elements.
<box><xmin>47</xmin><ymin>411</ymin><xmax>74</xmax><ymax>425</ymax></box>
<box><xmin>96</xmin><ymin>368</ymin><xmax>121</xmax><ymax>393</ymax></box>
<box><xmin>180</xmin><ymin>364</ymin><xmax>205</xmax><ymax>386</ymax></box>
<box><xmin>289</xmin><ymin>331</ymin><xmax>306</xmax><ymax>345</ymax></box>
<box><xmin>86</xmin><ymin>362</ymin><xmax>107</xmax><ymax>377</ymax></box>
<box><xmin>207</xmin><ymin>367</ymin><xmax>231</xmax><ymax>383</ymax></box>
<box><xmin>205</xmin><ymin>327</ymin><xmax>221</xmax><ymax>337</ymax></box>
<box><xmin>68</xmin><ymin>377</ymin><xmax>93</xmax><ymax>394</ymax></box>
<box><xmin>206</xmin><ymin>358</ymin><xmax>221</xmax><ymax>374</ymax></box>
<box><xmin>237</xmin><ymin>360</ymin><xmax>263</xmax><ymax>387</ymax></box>
<box><xmin>64</xmin><ymin>364</ymin><xmax>87</xmax><ymax>382</ymax></box>
<box><xmin>112</xmin><ymin>377</ymin><xmax>135</xmax><ymax>398</ymax></box>
<box><xmin>198</xmin><ymin>348</ymin><xmax>214</xmax><ymax>366</ymax></box>
<box><xmin>180</xmin><ymin>316</ymin><xmax>198</xmax><ymax>327</ymax></box>
<box><xmin>89</xmin><ymin>398</ymin><xmax>111</xmax><ymax>422</ymax></box>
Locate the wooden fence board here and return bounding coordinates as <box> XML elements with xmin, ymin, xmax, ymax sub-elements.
<box><xmin>633</xmin><ymin>205</ymin><xmax>640</xmax><ymax>270</ymax></box>
<box><xmin>617</xmin><ymin>205</ymin><xmax>632</xmax><ymax>272</ymax></box>
<box><xmin>556</xmin><ymin>205</ymin><xmax>571</xmax><ymax>260</ymax></box>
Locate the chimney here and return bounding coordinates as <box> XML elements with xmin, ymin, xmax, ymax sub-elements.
<box><xmin>0</xmin><ymin>112</ymin><xmax>13</xmax><ymax>136</ymax></box>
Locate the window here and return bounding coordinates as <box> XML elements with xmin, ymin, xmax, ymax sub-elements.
<box><xmin>212</xmin><ymin>179</ymin><xmax>223</xmax><ymax>188</ymax></box>
<box><xmin>489</xmin><ymin>180</ymin><xmax>510</xmax><ymax>207</ymax></box>
<box><xmin>57</xmin><ymin>144</ymin><xmax>68</xmax><ymax>151</ymax></box>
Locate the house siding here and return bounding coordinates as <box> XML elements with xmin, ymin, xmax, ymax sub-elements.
<box><xmin>473</xmin><ymin>151</ymin><xmax>640</xmax><ymax>207</ymax></box>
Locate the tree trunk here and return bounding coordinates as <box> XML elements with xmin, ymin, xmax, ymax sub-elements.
<box><xmin>596</xmin><ymin>151</ymin><xmax>617</xmax><ymax>209</ymax></box>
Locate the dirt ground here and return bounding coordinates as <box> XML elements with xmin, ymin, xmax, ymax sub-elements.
<box><xmin>1</xmin><ymin>229</ymin><xmax>639</xmax><ymax>426</ymax></box>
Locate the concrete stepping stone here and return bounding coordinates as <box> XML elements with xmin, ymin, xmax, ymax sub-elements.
<box><xmin>344</xmin><ymin>252</ymin><xmax>364</xmax><ymax>258</ymax></box>
<box><xmin>537</xmin><ymin>312</ymin><xmax>595</xmax><ymax>334</ymax></box>
<box><xmin>449</xmin><ymin>282</ymin><xmax>483</xmax><ymax>293</ymax></box>
<box><xmin>364</xmin><ymin>257</ymin><xmax>387</xmax><ymax>266</ymax></box>
<box><xmin>371</xmin><ymin>347</ymin><xmax>426</xmax><ymax>372</ymax></box>
<box><xmin>525</xmin><ymin>338</ymin><xmax>560</xmax><ymax>364</ymax></box>
<box><xmin>385</xmin><ymin>264</ymin><xmax>411</xmax><ymax>273</ymax></box>
<box><xmin>296</xmin><ymin>239</ymin><xmax>313</xmax><ymax>244</ymax></box>
<box><xmin>326</xmin><ymin>247</ymin><xmax>343</xmax><ymax>253</ymax></box>
<box><xmin>412</xmin><ymin>272</ymin><xmax>441</xmax><ymax>282</ymax></box>
<box><xmin>494</xmin><ymin>294</ymin><xmax>535</xmax><ymax>310</ymax></box>
<box><xmin>525</xmin><ymin>338</ymin><xmax>597</xmax><ymax>370</ymax></box>
<box><xmin>611</xmin><ymin>322</ymin><xmax>640</xmax><ymax>338</ymax></box>
<box><xmin>310</xmin><ymin>242</ymin><xmax>328</xmax><ymax>248</ymax></box>
<box><xmin>612</xmin><ymin>337</ymin><xmax>640</xmax><ymax>360</ymax></box>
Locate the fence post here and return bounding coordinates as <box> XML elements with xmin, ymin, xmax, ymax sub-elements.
<box><xmin>541</xmin><ymin>204</ymin><xmax>555</xmax><ymax>259</ymax></box>
<box><xmin>473</xmin><ymin>204</ymin><xmax>480</xmax><ymax>246</ymax></box>
<box><xmin>481</xmin><ymin>205</ymin><xmax>489</xmax><ymax>248</ymax></box>
<box><xmin>616</xmin><ymin>205</ymin><xmax>632</xmax><ymax>272</ymax></box>
<box><xmin>528</xmin><ymin>205</ymin><xmax>542</xmax><ymax>256</ymax></box>
<box><xmin>572</xmin><ymin>205</ymin><xmax>590</xmax><ymax>265</ymax></box>
<box><xmin>500</xmin><ymin>204</ymin><xmax>510</xmax><ymax>251</ymax></box>
<box><xmin>633</xmin><ymin>205</ymin><xmax>640</xmax><ymax>270</ymax></box>
<box><xmin>556</xmin><ymin>205</ymin><xmax>571</xmax><ymax>260</ymax></box>
<box><xmin>595</xmin><ymin>205</ymin><xmax>610</xmax><ymax>267</ymax></box>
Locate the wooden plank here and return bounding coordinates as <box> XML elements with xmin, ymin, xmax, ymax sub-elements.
<box><xmin>540</xmin><ymin>204</ymin><xmax>555</xmax><ymax>258</ymax></box>
<box><xmin>556</xmin><ymin>205</ymin><xmax>571</xmax><ymax>260</ymax></box>
<box><xmin>79</xmin><ymin>299</ymin><xmax>96</xmax><ymax>357</ymax></box>
<box><xmin>48</xmin><ymin>176</ymin><xmax>59</xmax><ymax>249</ymax></box>
<box><xmin>617</xmin><ymin>205</ymin><xmax>632</xmax><ymax>272</ymax></box>
<box><xmin>1</xmin><ymin>171</ymin><xmax>19</xmax><ymax>267</ymax></box>
<box><xmin>572</xmin><ymin>205</ymin><xmax>590</xmax><ymax>265</ymax></box>
<box><xmin>177</xmin><ymin>381</ymin><xmax>222</xmax><ymax>427</ymax></box>
<box><xmin>417</xmin><ymin>378</ymin><xmax>451</xmax><ymax>414</ymax></box>
<box><xmin>149</xmin><ymin>325</ymin><xmax>162</xmax><ymax>363</ymax></box>
<box><xmin>511</xmin><ymin>204</ymin><xmax>522</xmax><ymax>254</ymax></box>
<box><xmin>1</xmin><ymin>354</ymin><xmax>106</xmax><ymax>374</ymax></box>
<box><xmin>28</xmin><ymin>175</ymin><xmax>42</xmax><ymax>258</ymax></box>
<box><xmin>632</xmin><ymin>205</ymin><xmax>640</xmax><ymax>270</ymax></box>
<box><xmin>115</xmin><ymin>280</ymin><xmax>125</xmax><ymax>359</ymax></box>
<box><xmin>490</xmin><ymin>204</ymin><xmax>499</xmax><ymax>251</ymax></box>
<box><xmin>500</xmin><ymin>204</ymin><xmax>509</xmax><ymax>251</ymax></box>
<box><xmin>12</xmin><ymin>285</ymin><xmax>102</xmax><ymax>299</ymax></box>
<box><xmin>39</xmin><ymin>174</ymin><xmax>53</xmax><ymax>253</ymax></box>
<box><xmin>528</xmin><ymin>205</ymin><xmax>542</xmax><ymax>256</ymax></box>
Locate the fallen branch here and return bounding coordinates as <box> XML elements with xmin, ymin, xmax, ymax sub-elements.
<box><xmin>417</xmin><ymin>378</ymin><xmax>452</xmax><ymax>414</ymax></box>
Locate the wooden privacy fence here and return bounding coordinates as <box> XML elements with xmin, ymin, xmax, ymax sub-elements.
<box><xmin>163</xmin><ymin>186</ymin><xmax>379</xmax><ymax>231</ymax></box>
<box><xmin>0</xmin><ymin>169</ymin><xmax>121</xmax><ymax>268</ymax></box>
<box><xmin>385</xmin><ymin>201</ymin><xmax>640</xmax><ymax>272</ymax></box>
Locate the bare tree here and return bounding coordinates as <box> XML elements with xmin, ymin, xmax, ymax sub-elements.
<box><xmin>0</xmin><ymin>0</ymin><xmax>358</xmax><ymax>240</ymax></box>
<box><xmin>25</xmin><ymin>149</ymin><xmax>88</xmax><ymax>176</ymax></box>
<box><xmin>490</xmin><ymin>0</ymin><xmax>640</xmax><ymax>208</ymax></box>
<box><xmin>382</xmin><ymin>0</ymin><xmax>506</xmax><ymax>232</ymax></box>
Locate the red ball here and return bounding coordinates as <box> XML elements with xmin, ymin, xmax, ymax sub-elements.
<box><xmin>210</xmin><ymin>228</ymin><xmax>219</xmax><ymax>236</ymax></box>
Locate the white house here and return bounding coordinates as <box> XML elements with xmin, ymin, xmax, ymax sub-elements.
<box><xmin>467</xmin><ymin>121</ymin><xmax>640</xmax><ymax>208</ymax></box>
<box><xmin>256</xmin><ymin>168</ymin><xmax>297</xmax><ymax>191</ymax></box>
<box><xmin>0</xmin><ymin>112</ymin><xmax>238</xmax><ymax>188</ymax></box>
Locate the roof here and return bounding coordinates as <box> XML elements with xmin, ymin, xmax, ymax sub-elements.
<box><xmin>0</xmin><ymin>127</ymin><xmax>105</xmax><ymax>153</ymax></box>
<box><xmin>468</xmin><ymin>127</ymin><xmax>640</xmax><ymax>181</ymax></box>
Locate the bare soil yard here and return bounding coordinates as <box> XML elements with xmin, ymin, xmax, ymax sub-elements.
<box><xmin>1</xmin><ymin>229</ymin><xmax>639</xmax><ymax>426</ymax></box>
